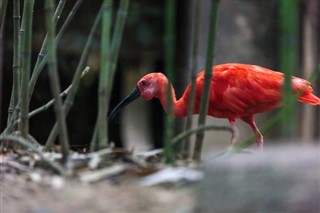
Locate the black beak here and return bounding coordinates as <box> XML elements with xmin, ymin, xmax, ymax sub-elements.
<box><xmin>108</xmin><ymin>86</ymin><xmax>141</xmax><ymax>122</ymax></box>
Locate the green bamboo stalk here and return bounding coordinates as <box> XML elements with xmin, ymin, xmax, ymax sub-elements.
<box><xmin>4</xmin><ymin>0</ymin><xmax>72</xmax><ymax>134</ymax></box>
<box><xmin>92</xmin><ymin>0</ymin><xmax>113</xmax><ymax>151</ymax></box>
<box><xmin>0</xmin><ymin>0</ymin><xmax>8</xmax><ymax>129</ymax></box>
<box><xmin>106</xmin><ymin>0</ymin><xmax>129</xmax><ymax>90</ymax></box>
<box><xmin>20</xmin><ymin>0</ymin><xmax>34</xmax><ymax>139</ymax></box>
<box><xmin>44</xmin><ymin>7</ymin><xmax>103</xmax><ymax>150</ymax></box>
<box><xmin>56</xmin><ymin>0</ymin><xmax>83</xmax><ymax>43</ymax></box>
<box><xmin>193</xmin><ymin>0</ymin><xmax>220</xmax><ymax>161</ymax></box>
<box><xmin>163</xmin><ymin>0</ymin><xmax>175</xmax><ymax>163</ymax></box>
<box><xmin>279</xmin><ymin>0</ymin><xmax>298</xmax><ymax>139</ymax></box>
<box><xmin>7</xmin><ymin>0</ymin><xmax>21</xmax><ymax>129</ymax></box>
<box><xmin>12</xmin><ymin>67</ymin><xmax>90</xmax><ymax>129</ymax></box>
<box><xmin>28</xmin><ymin>0</ymin><xmax>82</xmax><ymax>99</ymax></box>
<box><xmin>28</xmin><ymin>0</ymin><xmax>66</xmax><ymax>100</ymax></box>
<box><xmin>91</xmin><ymin>0</ymin><xmax>129</xmax><ymax>151</ymax></box>
<box><xmin>183</xmin><ymin>0</ymin><xmax>201</xmax><ymax>159</ymax></box>
<box><xmin>45</xmin><ymin>0</ymin><xmax>70</xmax><ymax>162</ymax></box>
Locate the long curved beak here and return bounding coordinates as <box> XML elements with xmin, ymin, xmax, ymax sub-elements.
<box><xmin>108</xmin><ymin>86</ymin><xmax>141</xmax><ymax>122</ymax></box>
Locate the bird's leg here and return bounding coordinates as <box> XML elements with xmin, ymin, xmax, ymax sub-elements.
<box><xmin>228</xmin><ymin>119</ymin><xmax>239</xmax><ymax>145</ymax></box>
<box><xmin>241</xmin><ymin>115</ymin><xmax>263</xmax><ymax>151</ymax></box>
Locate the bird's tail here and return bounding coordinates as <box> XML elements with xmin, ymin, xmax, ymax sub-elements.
<box><xmin>298</xmin><ymin>92</ymin><xmax>320</xmax><ymax>105</ymax></box>
<box><xmin>292</xmin><ymin>77</ymin><xmax>320</xmax><ymax>105</ymax></box>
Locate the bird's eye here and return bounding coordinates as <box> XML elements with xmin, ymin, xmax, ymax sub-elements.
<box><xmin>141</xmin><ymin>80</ymin><xmax>148</xmax><ymax>87</ymax></box>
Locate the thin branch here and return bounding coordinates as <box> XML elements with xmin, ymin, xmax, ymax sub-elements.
<box><xmin>56</xmin><ymin>0</ymin><xmax>84</xmax><ymax>44</ymax></box>
<box><xmin>45</xmin><ymin>7</ymin><xmax>103</xmax><ymax>150</ymax></box>
<box><xmin>45</xmin><ymin>0</ymin><xmax>70</xmax><ymax>162</ymax></box>
<box><xmin>0</xmin><ymin>135</ymin><xmax>66</xmax><ymax>175</ymax></box>
<box><xmin>28</xmin><ymin>0</ymin><xmax>66</xmax><ymax>99</ymax></box>
<box><xmin>14</xmin><ymin>67</ymin><xmax>90</xmax><ymax>125</ymax></box>
<box><xmin>193</xmin><ymin>0</ymin><xmax>220</xmax><ymax>161</ymax></box>
<box><xmin>4</xmin><ymin>0</ymin><xmax>83</xmax><ymax>134</ymax></box>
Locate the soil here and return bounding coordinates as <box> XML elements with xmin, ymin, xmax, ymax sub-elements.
<box><xmin>1</xmin><ymin>172</ymin><xmax>194</xmax><ymax>213</ymax></box>
<box><xmin>0</xmin><ymin>148</ymin><xmax>195</xmax><ymax>213</ymax></box>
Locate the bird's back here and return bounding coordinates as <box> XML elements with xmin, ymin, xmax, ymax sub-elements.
<box><xmin>192</xmin><ymin>63</ymin><xmax>319</xmax><ymax>119</ymax></box>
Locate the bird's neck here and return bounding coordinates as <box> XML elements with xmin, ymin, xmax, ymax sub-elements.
<box><xmin>157</xmin><ymin>82</ymin><xmax>189</xmax><ymax>118</ymax></box>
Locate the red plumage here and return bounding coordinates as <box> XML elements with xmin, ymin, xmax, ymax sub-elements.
<box><xmin>110</xmin><ymin>63</ymin><xmax>320</xmax><ymax>150</ymax></box>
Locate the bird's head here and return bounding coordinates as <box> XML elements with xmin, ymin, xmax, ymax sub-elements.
<box><xmin>108</xmin><ymin>73</ymin><xmax>167</xmax><ymax>121</ymax></box>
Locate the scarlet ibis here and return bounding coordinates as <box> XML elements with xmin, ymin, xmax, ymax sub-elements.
<box><xmin>109</xmin><ymin>63</ymin><xmax>320</xmax><ymax>150</ymax></box>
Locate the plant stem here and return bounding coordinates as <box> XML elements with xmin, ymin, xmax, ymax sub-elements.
<box><xmin>193</xmin><ymin>0</ymin><xmax>219</xmax><ymax>161</ymax></box>
<box><xmin>20</xmin><ymin>0</ymin><xmax>34</xmax><ymax>139</ymax></box>
<box><xmin>7</xmin><ymin>0</ymin><xmax>19</xmax><ymax>125</ymax></box>
<box><xmin>45</xmin><ymin>7</ymin><xmax>103</xmax><ymax>150</ymax></box>
<box><xmin>28</xmin><ymin>0</ymin><xmax>66</xmax><ymax>100</ymax></box>
<box><xmin>0</xmin><ymin>135</ymin><xmax>66</xmax><ymax>175</ymax></box>
<box><xmin>4</xmin><ymin>0</ymin><xmax>83</xmax><ymax>135</ymax></box>
<box><xmin>14</xmin><ymin>67</ymin><xmax>90</xmax><ymax>127</ymax></box>
<box><xmin>163</xmin><ymin>0</ymin><xmax>176</xmax><ymax>164</ymax></box>
<box><xmin>0</xmin><ymin>0</ymin><xmax>8</xmax><ymax>128</ymax></box>
<box><xmin>183</xmin><ymin>0</ymin><xmax>201</xmax><ymax>159</ymax></box>
<box><xmin>56</xmin><ymin>0</ymin><xmax>84</xmax><ymax>44</ymax></box>
<box><xmin>92</xmin><ymin>0</ymin><xmax>113</xmax><ymax>151</ymax></box>
<box><xmin>45</xmin><ymin>0</ymin><xmax>70</xmax><ymax>162</ymax></box>
<box><xmin>91</xmin><ymin>0</ymin><xmax>130</xmax><ymax>151</ymax></box>
<box><xmin>279</xmin><ymin>0</ymin><xmax>298</xmax><ymax>139</ymax></box>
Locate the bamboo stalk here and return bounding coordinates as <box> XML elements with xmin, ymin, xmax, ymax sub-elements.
<box><xmin>45</xmin><ymin>0</ymin><xmax>70</xmax><ymax>162</ymax></box>
<box><xmin>56</xmin><ymin>0</ymin><xmax>84</xmax><ymax>44</ymax></box>
<box><xmin>106</xmin><ymin>0</ymin><xmax>129</xmax><ymax>90</ymax></box>
<box><xmin>28</xmin><ymin>0</ymin><xmax>82</xmax><ymax>99</ymax></box>
<box><xmin>0</xmin><ymin>0</ymin><xmax>8</xmax><ymax>128</ymax></box>
<box><xmin>91</xmin><ymin>0</ymin><xmax>113</xmax><ymax>151</ymax></box>
<box><xmin>28</xmin><ymin>0</ymin><xmax>66</xmax><ymax>100</ymax></box>
<box><xmin>91</xmin><ymin>0</ymin><xmax>130</xmax><ymax>151</ymax></box>
<box><xmin>20</xmin><ymin>0</ymin><xmax>34</xmax><ymax>139</ymax></box>
<box><xmin>3</xmin><ymin>0</ymin><xmax>83</xmax><ymax>135</ymax></box>
<box><xmin>7</xmin><ymin>0</ymin><xmax>21</xmax><ymax>128</ymax></box>
<box><xmin>14</xmin><ymin>67</ymin><xmax>90</xmax><ymax>127</ymax></box>
<box><xmin>183</xmin><ymin>0</ymin><xmax>201</xmax><ymax>159</ymax></box>
<box><xmin>279</xmin><ymin>0</ymin><xmax>298</xmax><ymax>139</ymax></box>
<box><xmin>163</xmin><ymin>0</ymin><xmax>175</xmax><ymax>163</ymax></box>
<box><xmin>193</xmin><ymin>0</ymin><xmax>219</xmax><ymax>161</ymax></box>
<box><xmin>4</xmin><ymin>0</ymin><xmax>71</xmax><ymax>134</ymax></box>
<box><xmin>44</xmin><ymin>7</ymin><xmax>103</xmax><ymax>150</ymax></box>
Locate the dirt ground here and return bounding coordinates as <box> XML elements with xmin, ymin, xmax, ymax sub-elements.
<box><xmin>1</xmin><ymin>172</ymin><xmax>194</xmax><ymax>213</ymax></box>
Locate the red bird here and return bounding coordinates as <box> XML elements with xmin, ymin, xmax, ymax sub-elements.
<box><xmin>109</xmin><ymin>63</ymin><xmax>320</xmax><ymax>150</ymax></box>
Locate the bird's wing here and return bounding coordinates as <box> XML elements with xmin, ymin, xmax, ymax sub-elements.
<box><xmin>211</xmin><ymin>64</ymin><xmax>284</xmax><ymax>115</ymax></box>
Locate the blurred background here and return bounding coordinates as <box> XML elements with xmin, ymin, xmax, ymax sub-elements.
<box><xmin>0</xmin><ymin>0</ymin><xmax>319</xmax><ymax>152</ymax></box>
